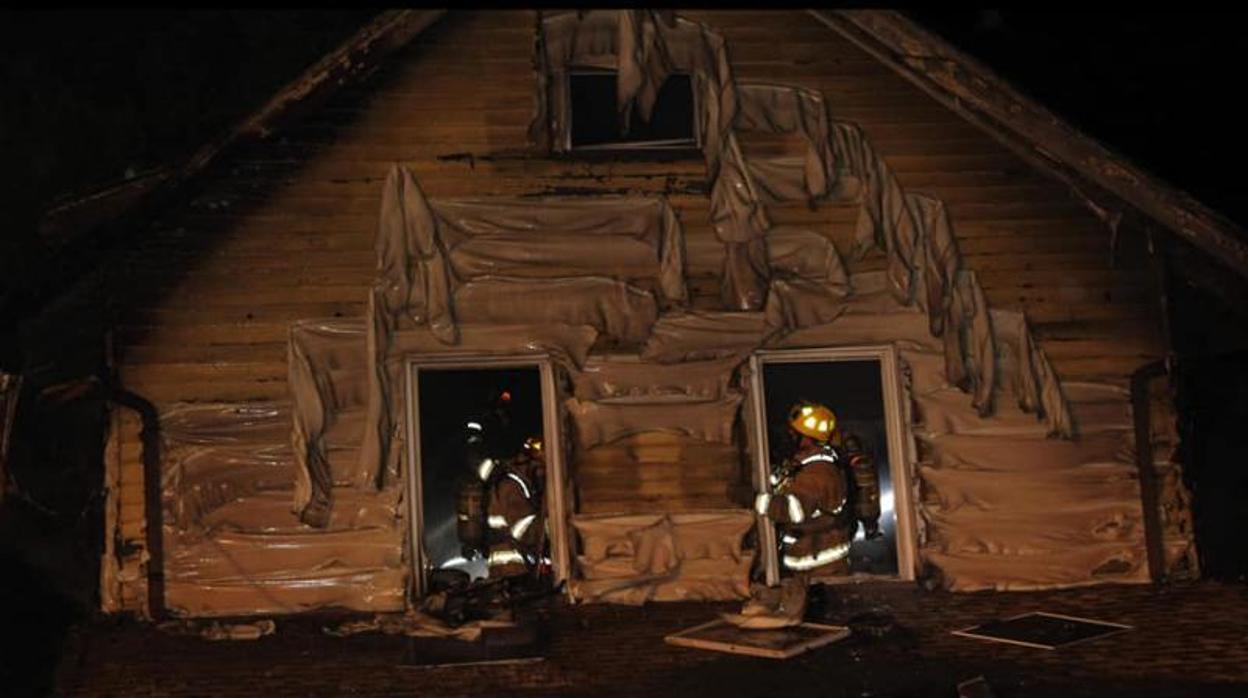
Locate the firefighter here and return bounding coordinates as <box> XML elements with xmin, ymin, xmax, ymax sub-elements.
<box><xmin>455</xmin><ymin>388</ymin><xmax>517</xmax><ymax>564</ymax></box>
<box><xmin>482</xmin><ymin>435</ymin><xmax>547</xmax><ymax>577</ymax></box>
<box><xmin>754</xmin><ymin>401</ymin><xmax>881</xmax><ymax>578</ymax></box>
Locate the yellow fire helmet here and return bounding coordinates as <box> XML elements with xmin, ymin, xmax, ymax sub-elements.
<box><xmin>788</xmin><ymin>402</ymin><xmax>837</xmax><ymax>442</ymax></box>
<box><xmin>522</xmin><ymin>435</ymin><xmax>544</xmax><ymax>457</ymax></box>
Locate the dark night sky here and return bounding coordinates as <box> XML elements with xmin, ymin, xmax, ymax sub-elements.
<box><xmin>0</xmin><ymin>10</ymin><xmax>377</xmax><ymax>226</ymax></box>
<box><xmin>910</xmin><ymin>10</ymin><xmax>1248</xmax><ymax>226</ymax></box>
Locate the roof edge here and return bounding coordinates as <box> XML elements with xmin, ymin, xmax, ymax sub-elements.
<box><xmin>39</xmin><ymin>9</ymin><xmax>447</xmax><ymax>250</ymax></box>
<box><xmin>810</xmin><ymin>9</ymin><xmax>1248</xmax><ymax>281</ymax></box>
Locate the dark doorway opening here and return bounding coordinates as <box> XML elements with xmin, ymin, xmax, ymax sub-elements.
<box><xmin>416</xmin><ymin>367</ymin><xmax>544</xmax><ymax>581</ymax></box>
<box><xmin>760</xmin><ymin>359</ymin><xmax>899</xmax><ymax>577</ymax></box>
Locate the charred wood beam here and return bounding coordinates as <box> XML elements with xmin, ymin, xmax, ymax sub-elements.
<box><xmin>810</xmin><ymin>10</ymin><xmax>1248</xmax><ymax>283</ymax></box>
<box><xmin>0</xmin><ymin>373</ymin><xmax>21</xmax><ymax>509</ymax></box>
<box><xmin>1143</xmin><ymin>226</ymin><xmax>1177</xmax><ymax>362</ymax></box>
<box><xmin>1130</xmin><ymin>359</ymin><xmax>1168</xmax><ymax>583</ymax></box>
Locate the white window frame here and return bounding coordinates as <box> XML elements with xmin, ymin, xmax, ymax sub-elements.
<box><xmin>402</xmin><ymin>353</ymin><xmax>571</xmax><ymax>600</ymax></box>
<box><xmin>745</xmin><ymin>345</ymin><xmax>919</xmax><ymax>585</ymax></box>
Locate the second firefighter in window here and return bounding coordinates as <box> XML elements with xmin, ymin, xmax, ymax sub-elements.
<box><xmin>754</xmin><ymin>401</ymin><xmax>881</xmax><ymax>577</ymax></box>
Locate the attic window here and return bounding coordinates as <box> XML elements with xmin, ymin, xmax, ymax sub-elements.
<box><xmin>569</xmin><ymin>70</ymin><xmax>697</xmax><ymax>150</ymax></box>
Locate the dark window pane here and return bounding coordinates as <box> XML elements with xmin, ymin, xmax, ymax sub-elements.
<box><xmin>623</xmin><ymin>73</ymin><xmax>695</xmax><ymax>144</ymax></box>
<box><xmin>569</xmin><ymin>73</ymin><xmax>620</xmax><ymax>147</ymax></box>
<box><xmin>569</xmin><ymin>71</ymin><xmax>696</xmax><ymax>149</ymax></box>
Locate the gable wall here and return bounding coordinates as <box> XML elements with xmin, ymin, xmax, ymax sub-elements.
<box><xmin>104</xmin><ymin>11</ymin><xmax>1167</xmax><ymax>613</ymax></box>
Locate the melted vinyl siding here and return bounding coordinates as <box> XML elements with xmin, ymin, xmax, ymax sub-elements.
<box><xmin>107</xmin><ymin>10</ymin><xmax>1169</xmax><ymax>612</ymax></box>
<box><xmin>690</xmin><ymin>9</ymin><xmax>1165</xmax><ymax>378</ymax></box>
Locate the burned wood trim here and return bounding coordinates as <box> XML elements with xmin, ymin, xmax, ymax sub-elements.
<box><xmin>809</xmin><ymin>9</ymin><xmax>1248</xmax><ymax>282</ymax></box>
<box><xmin>106</xmin><ymin>385</ymin><xmax>165</xmax><ymax>620</ymax></box>
<box><xmin>0</xmin><ymin>373</ymin><xmax>21</xmax><ymax>509</ymax></box>
<box><xmin>1143</xmin><ymin>226</ymin><xmax>1177</xmax><ymax>364</ymax></box>
<box><xmin>37</xmin><ymin>10</ymin><xmax>446</xmax><ymax>254</ymax></box>
<box><xmin>1130</xmin><ymin>359</ymin><xmax>1168</xmax><ymax>583</ymax></box>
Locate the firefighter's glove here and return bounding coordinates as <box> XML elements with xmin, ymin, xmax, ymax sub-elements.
<box><xmin>754</xmin><ymin>492</ymin><xmax>774</xmax><ymax>517</ymax></box>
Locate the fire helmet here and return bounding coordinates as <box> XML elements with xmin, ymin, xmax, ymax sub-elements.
<box><xmin>788</xmin><ymin>402</ymin><xmax>837</xmax><ymax>442</ymax></box>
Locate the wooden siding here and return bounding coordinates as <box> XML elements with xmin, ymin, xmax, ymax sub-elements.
<box><xmin>107</xmin><ymin>10</ymin><xmax>1167</xmax><ymax>611</ymax></box>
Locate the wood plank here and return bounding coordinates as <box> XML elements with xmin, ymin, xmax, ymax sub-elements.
<box><xmin>975</xmin><ymin>268</ymin><xmax>1151</xmax><ymax>288</ymax></box>
<box><xmin>118</xmin><ymin>379</ymin><xmax>290</xmax><ymax>404</ymax></box>
<box><xmin>1033</xmin><ymin>318</ymin><xmax>1163</xmax><ymax>344</ymax></box>
<box><xmin>120</xmin><ymin>321</ymin><xmax>294</xmax><ymax>347</ymax></box>
<box><xmin>1040</xmin><ymin>338</ymin><xmax>1163</xmax><ymax>360</ymax></box>
<box><xmin>577</xmin><ymin>496</ymin><xmax>740</xmax><ymax>515</ymax></box>
<box><xmin>989</xmin><ymin>301</ymin><xmax>1154</xmax><ymax>325</ymax></box>
<box><xmin>121</xmin><ymin>342</ymin><xmax>291</xmax><ymax>366</ymax></box>
<box><xmin>126</xmin><ymin>302</ymin><xmax>366</xmax><ymax>325</ymax></box>
<box><xmin>1049</xmin><ymin>355</ymin><xmax>1163</xmax><ymax>380</ymax></box>
<box><xmin>575</xmin><ymin>479</ymin><xmax>734</xmax><ymax>498</ymax></box>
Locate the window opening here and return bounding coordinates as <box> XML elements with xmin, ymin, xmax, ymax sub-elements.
<box><xmin>569</xmin><ymin>70</ymin><xmax>697</xmax><ymax>150</ymax></box>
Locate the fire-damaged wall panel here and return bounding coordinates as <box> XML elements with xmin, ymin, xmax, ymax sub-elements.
<box><xmin>103</xmin><ymin>10</ymin><xmax>1195</xmax><ymax>616</ymax></box>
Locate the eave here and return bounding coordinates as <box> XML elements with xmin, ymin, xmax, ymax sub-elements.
<box><xmin>812</xmin><ymin>9</ymin><xmax>1248</xmax><ymax>284</ymax></box>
